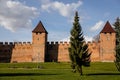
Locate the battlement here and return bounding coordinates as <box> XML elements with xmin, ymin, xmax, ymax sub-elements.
<box><xmin>87</xmin><ymin>40</ymin><xmax>100</xmax><ymax>44</ymax></box>
<box><xmin>0</xmin><ymin>42</ymin><xmax>32</xmax><ymax>46</ymax></box>
<box><xmin>47</xmin><ymin>41</ymin><xmax>69</xmax><ymax>46</ymax></box>
<box><xmin>0</xmin><ymin>42</ymin><xmax>14</xmax><ymax>46</ymax></box>
<box><xmin>87</xmin><ymin>41</ymin><xmax>100</xmax><ymax>47</ymax></box>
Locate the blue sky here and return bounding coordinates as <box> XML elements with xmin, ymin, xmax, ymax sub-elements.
<box><xmin>0</xmin><ymin>0</ymin><xmax>120</xmax><ymax>42</ymax></box>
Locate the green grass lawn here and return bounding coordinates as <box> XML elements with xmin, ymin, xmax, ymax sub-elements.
<box><xmin>0</xmin><ymin>62</ymin><xmax>120</xmax><ymax>80</ymax></box>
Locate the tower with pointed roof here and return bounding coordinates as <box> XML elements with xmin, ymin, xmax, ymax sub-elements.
<box><xmin>32</xmin><ymin>21</ymin><xmax>48</xmax><ymax>62</ymax></box>
<box><xmin>100</xmin><ymin>21</ymin><xmax>116</xmax><ymax>62</ymax></box>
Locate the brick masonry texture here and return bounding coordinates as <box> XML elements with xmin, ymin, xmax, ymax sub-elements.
<box><xmin>0</xmin><ymin>21</ymin><xmax>116</xmax><ymax>63</ymax></box>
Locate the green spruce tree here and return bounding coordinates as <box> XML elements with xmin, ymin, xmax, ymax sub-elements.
<box><xmin>69</xmin><ymin>11</ymin><xmax>91</xmax><ymax>75</ymax></box>
<box><xmin>114</xmin><ymin>17</ymin><xmax>120</xmax><ymax>71</ymax></box>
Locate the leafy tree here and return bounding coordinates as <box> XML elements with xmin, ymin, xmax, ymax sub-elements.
<box><xmin>114</xmin><ymin>17</ymin><xmax>120</xmax><ymax>71</ymax></box>
<box><xmin>69</xmin><ymin>11</ymin><xmax>91</xmax><ymax>75</ymax></box>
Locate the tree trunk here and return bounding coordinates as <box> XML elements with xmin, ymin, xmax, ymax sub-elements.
<box><xmin>80</xmin><ymin>66</ymin><xmax>83</xmax><ymax>75</ymax></box>
<box><xmin>78</xmin><ymin>66</ymin><xmax>83</xmax><ymax>75</ymax></box>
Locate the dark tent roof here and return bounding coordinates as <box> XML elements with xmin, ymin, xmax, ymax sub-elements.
<box><xmin>32</xmin><ymin>21</ymin><xmax>48</xmax><ymax>34</ymax></box>
<box><xmin>100</xmin><ymin>21</ymin><xmax>115</xmax><ymax>33</ymax></box>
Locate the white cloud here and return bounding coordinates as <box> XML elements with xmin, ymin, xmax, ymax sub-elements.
<box><xmin>90</xmin><ymin>21</ymin><xmax>104</xmax><ymax>31</ymax></box>
<box><xmin>60</xmin><ymin>37</ymin><xmax>70</xmax><ymax>42</ymax></box>
<box><xmin>60</xmin><ymin>36</ymin><xmax>93</xmax><ymax>42</ymax></box>
<box><xmin>84</xmin><ymin>36</ymin><xmax>93</xmax><ymax>42</ymax></box>
<box><xmin>0</xmin><ymin>0</ymin><xmax>39</xmax><ymax>32</ymax></box>
<box><xmin>41</xmin><ymin>0</ymin><xmax>82</xmax><ymax>18</ymax></box>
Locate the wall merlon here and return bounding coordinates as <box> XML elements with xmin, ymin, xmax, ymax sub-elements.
<box><xmin>60</xmin><ymin>41</ymin><xmax>63</xmax><ymax>44</ymax></box>
<box><xmin>88</xmin><ymin>41</ymin><xmax>92</xmax><ymax>43</ymax></box>
<box><xmin>88</xmin><ymin>41</ymin><xmax>94</xmax><ymax>46</ymax></box>
<box><xmin>6</xmin><ymin>42</ymin><xmax>31</xmax><ymax>47</ymax></box>
<box><xmin>18</xmin><ymin>42</ymin><xmax>22</xmax><ymax>44</ymax></box>
<box><xmin>55</xmin><ymin>42</ymin><xmax>58</xmax><ymax>44</ymax></box>
<box><xmin>0</xmin><ymin>42</ymin><xmax>14</xmax><ymax>45</ymax></box>
<box><xmin>9</xmin><ymin>42</ymin><xmax>14</xmax><ymax>45</ymax></box>
<box><xmin>23</xmin><ymin>42</ymin><xmax>26</xmax><ymax>44</ymax></box>
<box><xmin>59</xmin><ymin>41</ymin><xmax>69</xmax><ymax>46</ymax></box>
<box><xmin>27</xmin><ymin>42</ymin><xmax>31</xmax><ymax>44</ymax></box>
<box><xmin>51</xmin><ymin>41</ymin><xmax>54</xmax><ymax>45</ymax></box>
<box><xmin>15</xmin><ymin>42</ymin><xmax>32</xmax><ymax>45</ymax></box>
<box><xmin>0</xmin><ymin>42</ymin><xmax>3</xmax><ymax>45</ymax></box>
<box><xmin>5</xmin><ymin>42</ymin><xmax>8</xmax><ymax>45</ymax></box>
<box><xmin>53</xmin><ymin>41</ymin><xmax>69</xmax><ymax>45</ymax></box>
<box><xmin>87</xmin><ymin>40</ymin><xmax>100</xmax><ymax>44</ymax></box>
<box><xmin>47</xmin><ymin>41</ymin><xmax>59</xmax><ymax>45</ymax></box>
<box><xmin>14</xmin><ymin>42</ymin><xmax>17</xmax><ymax>44</ymax></box>
<box><xmin>92</xmin><ymin>41</ymin><xmax>96</xmax><ymax>43</ymax></box>
<box><xmin>47</xmin><ymin>42</ymin><xmax>49</xmax><ymax>45</ymax></box>
<box><xmin>64</xmin><ymin>41</ymin><xmax>69</xmax><ymax>44</ymax></box>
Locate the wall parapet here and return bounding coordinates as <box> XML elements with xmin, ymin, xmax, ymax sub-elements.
<box><xmin>0</xmin><ymin>42</ymin><xmax>32</xmax><ymax>46</ymax></box>
<box><xmin>87</xmin><ymin>41</ymin><xmax>100</xmax><ymax>44</ymax></box>
<box><xmin>47</xmin><ymin>41</ymin><xmax>69</xmax><ymax>45</ymax></box>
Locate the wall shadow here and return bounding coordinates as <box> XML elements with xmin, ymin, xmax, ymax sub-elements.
<box><xmin>46</xmin><ymin>42</ymin><xmax>58</xmax><ymax>62</ymax></box>
<box><xmin>0</xmin><ymin>73</ymin><xmax>60</xmax><ymax>77</ymax></box>
<box><xmin>86</xmin><ymin>73</ymin><xmax>120</xmax><ymax>76</ymax></box>
<box><xmin>0</xmin><ymin>42</ymin><xmax>15</xmax><ymax>63</ymax></box>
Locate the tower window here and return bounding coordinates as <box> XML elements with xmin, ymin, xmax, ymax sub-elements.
<box><xmin>104</xmin><ymin>32</ymin><xmax>107</xmax><ymax>34</ymax></box>
<box><xmin>36</xmin><ymin>32</ymin><xmax>42</xmax><ymax>35</ymax></box>
<box><xmin>36</xmin><ymin>32</ymin><xmax>38</xmax><ymax>35</ymax></box>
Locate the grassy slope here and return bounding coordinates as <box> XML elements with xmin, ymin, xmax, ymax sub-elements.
<box><xmin>0</xmin><ymin>62</ymin><xmax>120</xmax><ymax>80</ymax></box>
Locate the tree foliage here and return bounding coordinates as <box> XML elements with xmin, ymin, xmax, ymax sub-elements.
<box><xmin>114</xmin><ymin>17</ymin><xmax>120</xmax><ymax>71</ymax></box>
<box><xmin>69</xmin><ymin>11</ymin><xmax>91</xmax><ymax>75</ymax></box>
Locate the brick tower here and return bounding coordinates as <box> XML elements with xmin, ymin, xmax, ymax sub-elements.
<box><xmin>32</xmin><ymin>21</ymin><xmax>48</xmax><ymax>62</ymax></box>
<box><xmin>100</xmin><ymin>21</ymin><xmax>116</xmax><ymax>62</ymax></box>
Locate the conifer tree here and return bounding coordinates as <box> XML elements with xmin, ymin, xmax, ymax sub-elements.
<box><xmin>114</xmin><ymin>17</ymin><xmax>120</xmax><ymax>71</ymax></box>
<box><xmin>69</xmin><ymin>11</ymin><xmax>91</xmax><ymax>75</ymax></box>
